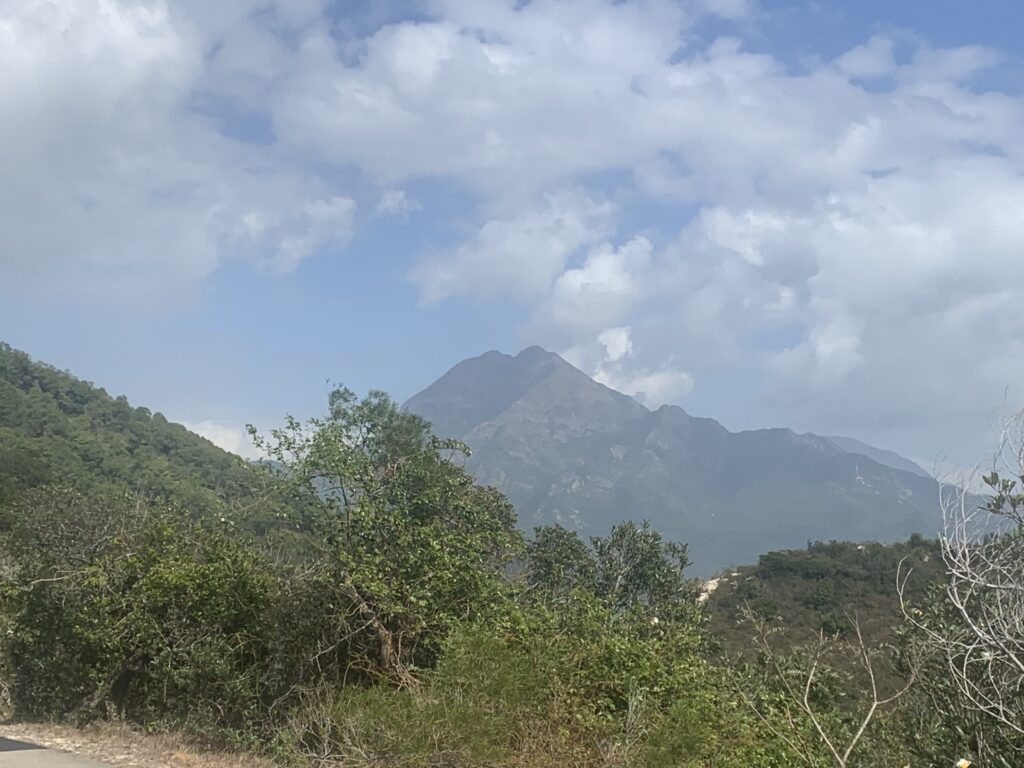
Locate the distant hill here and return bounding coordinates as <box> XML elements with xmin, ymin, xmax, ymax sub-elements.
<box><xmin>0</xmin><ymin>342</ymin><xmax>259</xmax><ymax>511</ymax></box>
<box><xmin>705</xmin><ymin>537</ymin><xmax>944</xmax><ymax>655</ymax></box>
<box><xmin>405</xmin><ymin>347</ymin><xmax>943</xmax><ymax>574</ymax></box>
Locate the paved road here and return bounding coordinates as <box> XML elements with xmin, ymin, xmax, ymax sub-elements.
<box><xmin>0</xmin><ymin>738</ymin><xmax>109</xmax><ymax>767</ymax></box>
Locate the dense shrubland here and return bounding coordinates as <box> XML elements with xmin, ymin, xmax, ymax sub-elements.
<box><xmin>1</xmin><ymin>343</ymin><xmax>1022</xmax><ymax>765</ymax></box>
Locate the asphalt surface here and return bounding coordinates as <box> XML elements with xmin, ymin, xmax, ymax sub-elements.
<box><xmin>0</xmin><ymin>738</ymin><xmax>109</xmax><ymax>767</ymax></box>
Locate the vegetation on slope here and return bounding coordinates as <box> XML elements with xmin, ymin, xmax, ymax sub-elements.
<box><xmin>0</xmin><ymin>342</ymin><xmax>259</xmax><ymax>510</ymax></box>
<box><xmin>707</xmin><ymin>537</ymin><xmax>944</xmax><ymax>652</ymax></box>
<box><xmin>1</xmin><ymin>343</ymin><xmax>1021</xmax><ymax>766</ymax></box>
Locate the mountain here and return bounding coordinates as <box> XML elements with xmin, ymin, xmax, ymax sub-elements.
<box><xmin>405</xmin><ymin>347</ymin><xmax>943</xmax><ymax>574</ymax></box>
<box><xmin>824</xmin><ymin>435</ymin><xmax>931</xmax><ymax>479</ymax></box>
<box><xmin>0</xmin><ymin>342</ymin><xmax>259</xmax><ymax>511</ymax></box>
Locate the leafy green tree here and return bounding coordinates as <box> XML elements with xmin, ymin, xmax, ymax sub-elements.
<box><xmin>592</xmin><ymin>520</ymin><xmax>694</xmax><ymax>613</ymax></box>
<box><xmin>252</xmin><ymin>387</ymin><xmax>522</xmax><ymax>683</ymax></box>
<box><xmin>2</xmin><ymin>488</ymin><xmax>274</xmax><ymax>730</ymax></box>
<box><xmin>525</xmin><ymin>523</ymin><xmax>596</xmax><ymax>595</ymax></box>
<box><xmin>528</xmin><ymin>520</ymin><xmax>695</xmax><ymax>614</ymax></box>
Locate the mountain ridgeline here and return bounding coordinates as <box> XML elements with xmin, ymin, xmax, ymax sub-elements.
<box><xmin>405</xmin><ymin>346</ymin><xmax>941</xmax><ymax>574</ymax></box>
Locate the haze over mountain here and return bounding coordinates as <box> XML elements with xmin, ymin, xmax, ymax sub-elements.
<box><xmin>405</xmin><ymin>347</ymin><xmax>942</xmax><ymax>574</ymax></box>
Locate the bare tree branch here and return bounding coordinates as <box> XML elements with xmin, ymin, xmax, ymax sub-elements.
<box><xmin>900</xmin><ymin>410</ymin><xmax>1024</xmax><ymax>742</ymax></box>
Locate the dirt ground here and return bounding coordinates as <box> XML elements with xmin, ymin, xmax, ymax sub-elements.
<box><xmin>0</xmin><ymin>723</ymin><xmax>273</xmax><ymax>768</ymax></box>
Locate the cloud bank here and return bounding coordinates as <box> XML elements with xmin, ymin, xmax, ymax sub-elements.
<box><xmin>4</xmin><ymin>0</ymin><xmax>1024</xmax><ymax>458</ymax></box>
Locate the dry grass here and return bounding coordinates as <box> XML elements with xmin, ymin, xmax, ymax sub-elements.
<box><xmin>0</xmin><ymin>722</ymin><xmax>274</xmax><ymax>768</ymax></box>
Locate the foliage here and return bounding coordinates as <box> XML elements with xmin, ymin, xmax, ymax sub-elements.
<box><xmin>708</xmin><ymin>537</ymin><xmax>944</xmax><ymax>659</ymax></box>
<box><xmin>528</xmin><ymin>521</ymin><xmax>695</xmax><ymax>613</ymax></box>
<box><xmin>732</xmin><ymin>612</ymin><xmax>918</xmax><ymax>768</ymax></box>
<box><xmin>2</xmin><ymin>488</ymin><xmax>274</xmax><ymax>736</ymax></box>
<box><xmin>251</xmin><ymin>387</ymin><xmax>523</xmax><ymax>682</ymax></box>
<box><xmin>2</xmin><ymin>352</ymin><xmax>1016</xmax><ymax>766</ymax></box>
<box><xmin>281</xmin><ymin>631</ymin><xmax>556</xmax><ymax>767</ymax></box>
<box><xmin>0</xmin><ymin>342</ymin><xmax>264</xmax><ymax>515</ymax></box>
<box><xmin>281</xmin><ymin>611</ymin><xmax>784</xmax><ymax>768</ymax></box>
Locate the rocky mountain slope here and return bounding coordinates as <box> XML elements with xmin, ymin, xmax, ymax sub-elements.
<box><xmin>405</xmin><ymin>347</ymin><xmax>941</xmax><ymax>574</ymax></box>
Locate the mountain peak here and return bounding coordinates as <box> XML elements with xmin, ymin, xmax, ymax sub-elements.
<box><xmin>516</xmin><ymin>345</ymin><xmax>557</xmax><ymax>360</ymax></box>
<box><xmin>406</xmin><ymin>347</ymin><xmax>942</xmax><ymax>574</ymax></box>
<box><xmin>403</xmin><ymin>345</ymin><xmax>644</xmax><ymax>440</ymax></box>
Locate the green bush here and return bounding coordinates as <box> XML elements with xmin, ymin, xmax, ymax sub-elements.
<box><xmin>4</xmin><ymin>488</ymin><xmax>274</xmax><ymax>733</ymax></box>
<box><xmin>282</xmin><ymin>630</ymin><xmax>555</xmax><ymax>766</ymax></box>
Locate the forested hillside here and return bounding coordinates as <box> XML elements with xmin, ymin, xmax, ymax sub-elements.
<box><xmin>0</xmin><ymin>343</ymin><xmax>258</xmax><ymax>510</ymax></box>
<box><xmin>707</xmin><ymin>538</ymin><xmax>944</xmax><ymax>654</ymax></box>
<box><xmin>1</xmin><ymin>344</ymin><xmax>1021</xmax><ymax>766</ymax></box>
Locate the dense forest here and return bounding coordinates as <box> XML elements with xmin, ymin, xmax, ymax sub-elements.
<box><xmin>1</xmin><ymin>342</ymin><xmax>1022</xmax><ymax>767</ymax></box>
<box><xmin>0</xmin><ymin>343</ymin><xmax>260</xmax><ymax>509</ymax></box>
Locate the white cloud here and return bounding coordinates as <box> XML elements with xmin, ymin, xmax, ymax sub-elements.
<box><xmin>271</xmin><ymin>196</ymin><xmax>357</xmax><ymax>272</ymax></box>
<box><xmin>598</xmin><ymin>327</ymin><xmax>633</xmax><ymax>363</ymax></box>
<box><xmin>273</xmin><ymin>0</ymin><xmax>691</xmax><ymax>198</ymax></box>
<box><xmin>181</xmin><ymin>419</ymin><xmax>261</xmax><ymax>460</ymax></box>
<box><xmin>609</xmin><ymin>368</ymin><xmax>696</xmax><ymax>406</ymax></box>
<box><xmin>376</xmin><ymin>188</ymin><xmax>421</xmax><ymax>217</ymax></box>
<box><xmin>537</xmin><ymin>236</ymin><xmax>652</xmax><ymax>338</ymax></box>
<box><xmin>0</xmin><ymin>0</ymin><xmax>354</xmax><ymax>302</ymax></box>
<box><xmin>5</xmin><ymin>0</ymin><xmax>1024</xmax><ymax>461</ymax></box>
<box><xmin>412</xmin><ymin>191</ymin><xmax>616</xmax><ymax>302</ymax></box>
<box><xmin>583</xmin><ymin>326</ymin><xmax>695</xmax><ymax>407</ymax></box>
<box><xmin>698</xmin><ymin>0</ymin><xmax>758</xmax><ymax>21</ymax></box>
<box><xmin>835</xmin><ymin>35</ymin><xmax>897</xmax><ymax>79</ymax></box>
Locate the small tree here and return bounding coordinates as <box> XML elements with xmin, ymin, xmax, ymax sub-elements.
<box><xmin>525</xmin><ymin>524</ymin><xmax>596</xmax><ymax>595</ymax></box>
<box><xmin>526</xmin><ymin>520</ymin><xmax>697</xmax><ymax>618</ymax></box>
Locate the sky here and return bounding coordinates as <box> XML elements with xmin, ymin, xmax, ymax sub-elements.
<box><xmin>3</xmin><ymin>0</ymin><xmax>1024</xmax><ymax>468</ymax></box>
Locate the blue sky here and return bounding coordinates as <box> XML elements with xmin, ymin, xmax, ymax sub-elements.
<box><xmin>3</xmin><ymin>0</ymin><xmax>1024</xmax><ymax>466</ymax></box>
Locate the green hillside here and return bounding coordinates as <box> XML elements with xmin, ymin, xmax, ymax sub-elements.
<box><xmin>0</xmin><ymin>342</ymin><xmax>258</xmax><ymax>510</ymax></box>
<box><xmin>2</xmin><ymin>341</ymin><xmax>1019</xmax><ymax>765</ymax></box>
<box><xmin>707</xmin><ymin>537</ymin><xmax>945</xmax><ymax>653</ymax></box>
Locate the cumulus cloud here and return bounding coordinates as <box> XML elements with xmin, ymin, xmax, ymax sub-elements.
<box><xmin>5</xmin><ymin>0</ymin><xmax>1024</xmax><ymax>460</ymax></box>
<box><xmin>412</xmin><ymin>191</ymin><xmax>616</xmax><ymax>302</ymax></box>
<box><xmin>538</xmin><ymin>236</ymin><xmax>652</xmax><ymax>338</ymax></box>
<box><xmin>0</xmin><ymin>0</ymin><xmax>354</xmax><ymax>302</ymax></box>
<box><xmin>609</xmin><ymin>369</ymin><xmax>696</xmax><ymax>406</ymax></box>
<box><xmin>270</xmin><ymin>196</ymin><xmax>357</xmax><ymax>272</ymax></box>
<box><xmin>578</xmin><ymin>326</ymin><xmax>695</xmax><ymax>407</ymax></box>
<box><xmin>834</xmin><ymin>35</ymin><xmax>897</xmax><ymax>79</ymax></box>
<box><xmin>598</xmin><ymin>327</ymin><xmax>633</xmax><ymax>363</ymax></box>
